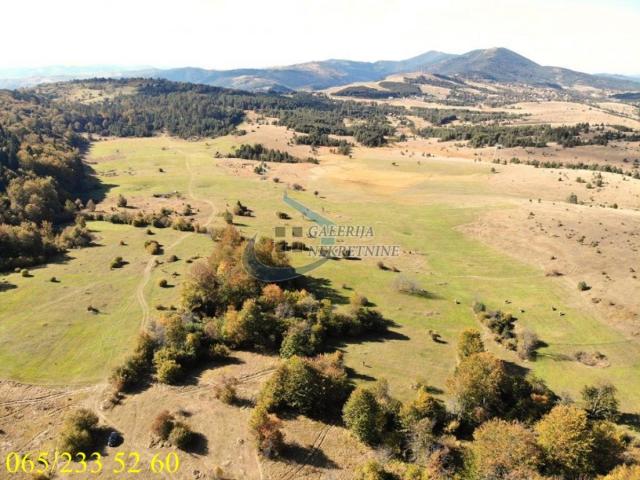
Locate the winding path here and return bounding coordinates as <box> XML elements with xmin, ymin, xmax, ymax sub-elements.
<box><xmin>135</xmin><ymin>152</ymin><xmax>217</xmax><ymax>330</ymax></box>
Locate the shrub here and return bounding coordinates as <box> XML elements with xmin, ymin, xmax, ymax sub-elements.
<box><xmin>110</xmin><ymin>332</ymin><xmax>156</xmax><ymax>392</ymax></box>
<box><xmin>151</xmin><ymin>410</ymin><xmax>175</xmax><ymax>440</ymax></box>
<box><xmin>279</xmin><ymin>321</ymin><xmax>319</xmax><ymax>358</ymax></box>
<box><xmin>567</xmin><ymin>193</ymin><xmax>578</xmax><ymax>204</ymax></box>
<box><xmin>472</xmin><ymin>301</ymin><xmax>486</xmax><ymax>313</ymax></box>
<box><xmin>250</xmin><ymin>406</ymin><xmax>285</xmax><ymax>458</ymax></box>
<box><xmin>214</xmin><ymin>376</ymin><xmax>239</xmax><ymax>404</ymax></box>
<box><xmin>516</xmin><ymin>330</ymin><xmax>540</xmax><ymax>360</ymax></box>
<box><xmin>21</xmin><ymin>269</ymin><xmax>30</xmax><ymax>277</ymax></box>
<box><xmin>210</xmin><ymin>343</ymin><xmax>231</xmax><ymax>360</ymax></box>
<box><xmin>58</xmin><ymin>409</ymin><xmax>99</xmax><ymax>456</ymax></box>
<box><xmin>258</xmin><ymin>353</ymin><xmax>350</xmax><ymax>419</ymax></box>
<box><xmin>117</xmin><ymin>194</ymin><xmax>128</xmax><ymax>208</ymax></box>
<box><xmin>222</xmin><ymin>210</ymin><xmax>233</xmax><ymax>225</ymax></box>
<box><xmin>59</xmin><ymin>427</ymin><xmax>93</xmax><ymax>457</ymax></box>
<box><xmin>353</xmin><ymin>460</ymin><xmax>392</xmax><ymax>480</ymax></box>
<box><xmin>349</xmin><ymin>293</ymin><xmax>369</xmax><ymax>309</ymax></box>
<box><xmin>145</xmin><ymin>240</ymin><xmax>161</xmax><ymax>255</ymax></box>
<box><xmin>477</xmin><ymin>309</ymin><xmax>517</xmax><ymax>349</ymax></box>
<box><xmin>168</xmin><ymin>422</ymin><xmax>195</xmax><ymax>450</ymax></box>
<box><xmin>110</xmin><ymin>356</ymin><xmax>146</xmax><ymax>392</ymax></box>
<box><xmin>158</xmin><ymin>279</ymin><xmax>168</xmax><ymax>288</ymax></box>
<box><xmin>457</xmin><ymin>328</ymin><xmax>485</xmax><ymax>359</ymax></box>
<box><xmin>110</xmin><ymin>256</ymin><xmax>125</xmax><ymax>269</ymax></box>
<box><xmin>578</xmin><ymin>281</ymin><xmax>591</xmax><ymax>291</ymax></box>
<box><xmin>155</xmin><ymin>357</ymin><xmax>183</xmax><ymax>384</ymax></box>
<box><xmin>392</xmin><ymin>275</ymin><xmax>424</xmax><ymax>295</ymax></box>
<box><xmin>352</xmin><ymin>307</ymin><xmax>388</xmax><ymax>333</ymax></box>
<box><xmin>342</xmin><ymin>387</ymin><xmax>384</xmax><ymax>445</ymax></box>
<box><xmin>57</xmin><ymin>223</ymin><xmax>94</xmax><ymax>249</ymax></box>
<box><xmin>400</xmin><ymin>387</ymin><xmax>447</xmax><ymax>432</ymax></box>
<box><xmin>66</xmin><ymin>409</ymin><xmax>99</xmax><ymax>431</ymax></box>
<box><xmin>172</xmin><ymin>217</ymin><xmax>194</xmax><ymax>232</ymax></box>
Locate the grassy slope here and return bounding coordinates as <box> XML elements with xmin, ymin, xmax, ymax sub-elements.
<box><xmin>1</xmin><ymin>136</ymin><xmax>638</xmax><ymax>413</ymax></box>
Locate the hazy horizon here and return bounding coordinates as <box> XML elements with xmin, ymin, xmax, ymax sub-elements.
<box><xmin>2</xmin><ymin>0</ymin><xmax>639</xmax><ymax>75</ymax></box>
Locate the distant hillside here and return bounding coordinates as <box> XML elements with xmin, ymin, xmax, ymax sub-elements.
<box><xmin>2</xmin><ymin>48</ymin><xmax>638</xmax><ymax>91</ymax></box>
<box><xmin>0</xmin><ymin>65</ymin><xmax>146</xmax><ymax>89</ymax></box>
<box><xmin>132</xmin><ymin>50</ymin><xmax>455</xmax><ymax>91</ymax></box>
<box><xmin>425</xmin><ymin>48</ymin><xmax>640</xmax><ymax>90</ymax></box>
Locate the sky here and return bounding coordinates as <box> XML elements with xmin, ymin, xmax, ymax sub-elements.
<box><xmin>2</xmin><ymin>0</ymin><xmax>639</xmax><ymax>75</ymax></box>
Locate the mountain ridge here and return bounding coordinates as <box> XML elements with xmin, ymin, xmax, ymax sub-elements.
<box><xmin>2</xmin><ymin>48</ymin><xmax>638</xmax><ymax>91</ymax></box>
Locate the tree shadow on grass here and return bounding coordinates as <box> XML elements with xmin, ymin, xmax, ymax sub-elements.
<box><xmin>330</xmin><ymin>327</ymin><xmax>410</xmax><ymax>350</ymax></box>
<box><xmin>403</xmin><ymin>289</ymin><xmax>443</xmax><ymax>300</ymax></box>
<box><xmin>0</xmin><ymin>281</ymin><xmax>17</xmax><ymax>292</ymax></box>
<box><xmin>179</xmin><ymin>355</ymin><xmax>246</xmax><ymax>386</ymax></box>
<box><xmin>279</xmin><ymin>442</ymin><xmax>339</xmax><ymax>470</ymax></box>
<box><xmin>503</xmin><ymin>360</ymin><xmax>530</xmax><ymax>378</ymax></box>
<box><xmin>423</xmin><ymin>385</ymin><xmax>444</xmax><ymax>395</ymax></box>
<box><xmin>296</xmin><ymin>276</ymin><xmax>349</xmax><ymax>305</ymax></box>
<box><xmin>537</xmin><ymin>352</ymin><xmax>574</xmax><ymax>362</ymax></box>
<box><xmin>82</xmin><ymin>159</ymin><xmax>116</xmax><ymax>204</ymax></box>
<box><xmin>620</xmin><ymin>412</ymin><xmax>640</xmax><ymax>432</ymax></box>
<box><xmin>345</xmin><ymin>367</ymin><xmax>376</xmax><ymax>382</ymax></box>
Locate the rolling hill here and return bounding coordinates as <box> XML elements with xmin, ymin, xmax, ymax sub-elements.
<box><xmin>425</xmin><ymin>48</ymin><xmax>640</xmax><ymax>89</ymax></box>
<box><xmin>2</xmin><ymin>48</ymin><xmax>638</xmax><ymax>91</ymax></box>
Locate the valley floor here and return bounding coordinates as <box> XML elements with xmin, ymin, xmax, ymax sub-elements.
<box><xmin>2</xmin><ymin>119</ymin><xmax>640</xmax><ymax>477</ymax></box>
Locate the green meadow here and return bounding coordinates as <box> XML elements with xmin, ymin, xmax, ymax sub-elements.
<box><xmin>1</xmin><ymin>136</ymin><xmax>638</xmax><ymax>413</ymax></box>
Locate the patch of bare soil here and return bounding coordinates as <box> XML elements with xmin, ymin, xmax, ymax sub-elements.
<box><xmin>0</xmin><ymin>352</ymin><xmax>374</xmax><ymax>480</ymax></box>
<box><xmin>462</xmin><ymin>200</ymin><xmax>640</xmax><ymax>339</ymax></box>
<box><xmin>262</xmin><ymin>417</ymin><xmax>373</xmax><ymax>480</ymax></box>
<box><xmin>0</xmin><ymin>381</ymin><xmax>94</xmax><ymax>460</ymax></box>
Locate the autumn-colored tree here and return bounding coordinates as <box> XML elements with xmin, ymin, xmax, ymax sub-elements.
<box><xmin>602</xmin><ymin>465</ymin><xmax>640</xmax><ymax>480</ymax></box>
<box><xmin>279</xmin><ymin>321</ymin><xmax>319</xmax><ymax>358</ymax></box>
<box><xmin>258</xmin><ymin>354</ymin><xmax>350</xmax><ymax>419</ymax></box>
<box><xmin>260</xmin><ymin>283</ymin><xmax>285</xmax><ymax>307</ymax></box>
<box><xmin>249</xmin><ymin>406</ymin><xmax>285</xmax><ymax>458</ymax></box>
<box><xmin>221</xmin><ymin>298</ymin><xmax>278</xmax><ymax>348</ymax></box>
<box><xmin>352</xmin><ymin>460</ymin><xmax>393</xmax><ymax>480</ymax></box>
<box><xmin>447</xmin><ymin>352</ymin><xmax>507</xmax><ymax>424</ymax></box>
<box><xmin>582</xmin><ymin>382</ymin><xmax>620</xmax><ymax>421</ymax></box>
<box><xmin>590</xmin><ymin>421</ymin><xmax>626</xmax><ymax>474</ymax></box>
<box><xmin>58</xmin><ymin>409</ymin><xmax>99</xmax><ymax>456</ymax></box>
<box><xmin>470</xmin><ymin>419</ymin><xmax>541</xmax><ymax>479</ymax></box>
<box><xmin>400</xmin><ymin>386</ymin><xmax>447</xmax><ymax>431</ymax></box>
<box><xmin>535</xmin><ymin>405</ymin><xmax>594</xmax><ymax>477</ymax></box>
<box><xmin>342</xmin><ymin>387</ymin><xmax>384</xmax><ymax>445</ymax></box>
<box><xmin>457</xmin><ymin>328</ymin><xmax>485</xmax><ymax>360</ymax></box>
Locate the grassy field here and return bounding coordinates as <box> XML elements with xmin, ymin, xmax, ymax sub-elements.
<box><xmin>0</xmin><ymin>221</ymin><xmax>212</xmax><ymax>384</ymax></box>
<box><xmin>2</xmin><ymin>134</ymin><xmax>639</xmax><ymax>413</ymax></box>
